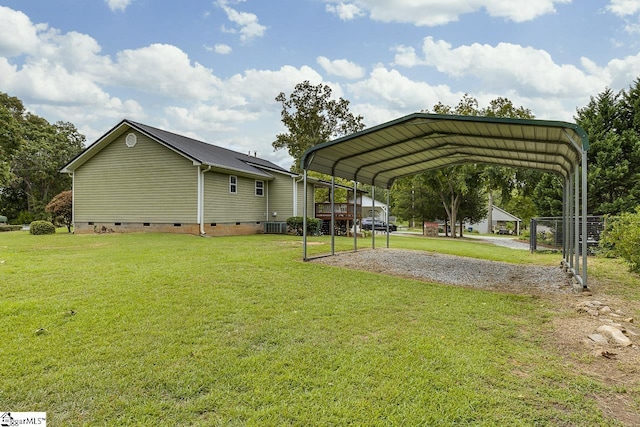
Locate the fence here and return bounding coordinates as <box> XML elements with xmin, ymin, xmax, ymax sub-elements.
<box><xmin>530</xmin><ymin>216</ymin><xmax>604</xmax><ymax>253</ymax></box>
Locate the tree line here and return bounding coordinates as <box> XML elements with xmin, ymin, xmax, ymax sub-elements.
<box><xmin>273</xmin><ymin>78</ymin><xmax>640</xmax><ymax>235</ymax></box>
<box><xmin>0</xmin><ymin>92</ymin><xmax>85</xmax><ymax>224</ymax></box>
<box><xmin>2</xmin><ymin>76</ymin><xmax>639</xmax><ymax>230</ymax></box>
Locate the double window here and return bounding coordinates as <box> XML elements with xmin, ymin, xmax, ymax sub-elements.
<box><xmin>255</xmin><ymin>180</ymin><xmax>264</xmax><ymax>197</ymax></box>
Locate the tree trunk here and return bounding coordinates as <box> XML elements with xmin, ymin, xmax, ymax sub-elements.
<box><xmin>459</xmin><ymin>220</ymin><xmax>464</xmax><ymax>238</ymax></box>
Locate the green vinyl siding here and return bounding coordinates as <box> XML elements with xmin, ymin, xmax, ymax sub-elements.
<box><xmin>74</xmin><ymin>131</ymin><xmax>198</xmax><ymax>223</ymax></box>
<box><xmin>203</xmin><ymin>172</ymin><xmax>267</xmax><ymax>223</ymax></box>
<box><xmin>296</xmin><ymin>182</ymin><xmax>315</xmax><ymax>218</ymax></box>
<box><xmin>266</xmin><ymin>173</ymin><xmax>296</xmax><ymax>221</ymax></box>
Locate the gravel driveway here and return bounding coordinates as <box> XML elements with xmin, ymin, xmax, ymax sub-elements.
<box><xmin>312</xmin><ymin>248</ymin><xmax>574</xmax><ymax>294</ymax></box>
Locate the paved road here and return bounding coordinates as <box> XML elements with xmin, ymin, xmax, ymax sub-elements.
<box><xmin>395</xmin><ymin>231</ymin><xmax>530</xmax><ymax>250</ymax></box>
<box><xmin>463</xmin><ymin>234</ymin><xmax>530</xmax><ymax>250</ymax></box>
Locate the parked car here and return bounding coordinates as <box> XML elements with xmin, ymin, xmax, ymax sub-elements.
<box><xmin>361</xmin><ymin>218</ymin><xmax>397</xmax><ymax>232</ymax></box>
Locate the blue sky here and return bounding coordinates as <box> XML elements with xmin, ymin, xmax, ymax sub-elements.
<box><xmin>1</xmin><ymin>0</ymin><xmax>639</xmax><ymax>169</ymax></box>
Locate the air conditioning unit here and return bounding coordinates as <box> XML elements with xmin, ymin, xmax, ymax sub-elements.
<box><xmin>264</xmin><ymin>222</ymin><xmax>287</xmax><ymax>234</ymax></box>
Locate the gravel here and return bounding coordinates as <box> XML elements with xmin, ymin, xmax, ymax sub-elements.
<box><xmin>312</xmin><ymin>248</ymin><xmax>574</xmax><ymax>294</ymax></box>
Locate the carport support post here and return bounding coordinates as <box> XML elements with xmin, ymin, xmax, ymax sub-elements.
<box><xmin>303</xmin><ymin>170</ymin><xmax>308</xmax><ymax>260</ymax></box>
<box><xmin>372</xmin><ymin>187</ymin><xmax>375</xmax><ymax>249</ymax></box>
<box><xmin>353</xmin><ymin>180</ymin><xmax>358</xmax><ymax>251</ymax></box>
<box><xmin>568</xmin><ymin>174</ymin><xmax>574</xmax><ymax>271</ymax></box>
<box><xmin>582</xmin><ymin>151</ymin><xmax>588</xmax><ymax>289</ymax></box>
<box><xmin>386</xmin><ymin>188</ymin><xmax>390</xmax><ymax>249</ymax></box>
<box><xmin>575</xmin><ymin>164</ymin><xmax>580</xmax><ymax>277</ymax></box>
<box><xmin>331</xmin><ymin>176</ymin><xmax>335</xmax><ymax>256</ymax></box>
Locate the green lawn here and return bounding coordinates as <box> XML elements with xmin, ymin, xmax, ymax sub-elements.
<box><xmin>0</xmin><ymin>231</ymin><xmax>624</xmax><ymax>425</ymax></box>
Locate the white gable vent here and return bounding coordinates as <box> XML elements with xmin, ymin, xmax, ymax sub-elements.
<box><xmin>125</xmin><ymin>133</ymin><xmax>137</xmax><ymax>148</ymax></box>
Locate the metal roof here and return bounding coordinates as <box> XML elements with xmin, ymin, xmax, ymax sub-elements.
<box><xmin>62</xmin><ymin>119</ymin><xmax>292</xmax><ymax>179</ymax></box>
<box><xmin>301</xmin><ymin>113</ymin><xmax>589</xmax><ymax>188</ymax></box>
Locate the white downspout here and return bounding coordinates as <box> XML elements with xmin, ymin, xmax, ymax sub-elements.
<box><xmin>199</xmin><ymin>166</ymin><xmax>212</xmax><ymax>235</ymax></box>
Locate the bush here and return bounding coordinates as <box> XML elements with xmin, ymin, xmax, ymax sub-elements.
<box><xmin>11</xmin><ymin>210</ymin><xmax>34</xmax><ymax>225</ymax></box>
<box><xmin>286</xmin><ymin>216</ymin><xmax>322</xmax><ymax>236</ymax></box>
<box><xmin>29</xmin><ymin>220</ymin><xmax>56</xmax><ymax>235</ymax></box>
<box><xmin>0</xmin><ymin>225</ymin><xmax>23</xmax><ymax>232</ymax></box>
<box><xmin>599</xmin><ymin>209</ymin><xmax>640</xmax><ymax>272</ymax></box>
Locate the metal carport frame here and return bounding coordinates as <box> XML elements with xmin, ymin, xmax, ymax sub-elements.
<box><xmin>300</xmin><ymin>113</ymin><xmax>590</xmax><ymax>289</ymax></box>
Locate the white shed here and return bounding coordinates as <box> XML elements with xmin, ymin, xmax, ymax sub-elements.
<box><xmin>467</xmin><ymin>206</ymin><xmax>521</xmax><ymax>234</ymax></box>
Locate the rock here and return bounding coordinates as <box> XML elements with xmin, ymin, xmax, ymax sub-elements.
<box><xmin>597</xmin><ymin>325</ymin><xmax>633</xmax><ymax>347</ymax></box>
<box><xmin>600</xmin><ymin>306</ymin><xmax>612</xmax><ymax>314</ymax></box>
<box><xmin>588</xmin><ymin>334</ymin><xmax>609</xmax><ymax>345</ymax></box>
<box><xmin>593</xmin><ymin>349</ymin><xmax>617</xmax><ymax>359</ymax></box>
<box><xmin>624</xmin><ymin>317</ymin><xmax>634</xmax><ymax>324</ymax></box>
<box><xmin>587</xmin><ymin>309</ymin><xmax>600</xmax><ymax>317</ymax></box>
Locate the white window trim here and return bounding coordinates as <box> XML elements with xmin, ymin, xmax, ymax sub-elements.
<box><xmin>255</xmin><ymin>180</ymin><xmax>264</xmax><ymax>197</ymax></box>
<box><xmin>229</xmin><ymin>175</ymin><xmax>237</xmax><ymax>194</ymax></box>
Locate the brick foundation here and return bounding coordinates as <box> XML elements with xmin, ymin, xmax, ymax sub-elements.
<box><xmin>73</xmin><ymin>221</ymin><xmax>264</xmax><ymax>236</ymax></box>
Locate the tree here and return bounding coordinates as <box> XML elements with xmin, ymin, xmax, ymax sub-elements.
<box><xmin>392</xmin><ymin>175</ymin><xmax>447</xmax><ymax>227</ymax></box>
<box><xmin>46</xmin><ymin>190</ymin><xmax>73</xmax><ymax>232</ymax></box>
<box><xmin>273</xmin><ymin>81</ymin><xmax>365</xmax><ymax>172</ymax></box>
<box><xmin>0</xmin><ymin>92</ymin><xmax>85</xmax><ymax>221</ymax></box>
<box><xmin>575</xmin><ymin>81</ymin><xmax>640</xmax><ymax>215</ymax></box>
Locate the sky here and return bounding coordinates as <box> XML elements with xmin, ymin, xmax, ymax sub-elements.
<box><xmin>1</xmin><ymin>0</ymin><xmax>640</xmax><ymax>169</ymax></box>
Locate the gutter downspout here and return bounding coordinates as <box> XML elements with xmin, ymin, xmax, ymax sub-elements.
<box><xmin>199</xmin><ymin>166</ymin><xmax>212</xmax><ymax>235</ymax></box>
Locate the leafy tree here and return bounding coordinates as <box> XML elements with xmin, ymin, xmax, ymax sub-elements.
<box><xmin>273</xmin><ymin>81</ymin><xmax>365</xmax><ymax>172</ymax></box>
<box><xmin>393</xmin><ymin>175</ymin><xmax>447</xmax><ymax>227</ymax></box>
<box><xmin>575</xmin><ymin>81</ymin><xmax>640</xmax><ymax>215</ymax></box>
<box><xmin>0</xmin><ymin>92</ymin><xmax>85</xmax><ymax>221</ymax></box>
<box><xmin>600</xmin><ymin>207</ymin><xmax>640</xmax><ymax>273</ymax></box>
<box><xmin>46</xmin><ymin>190</ymin><xmax>73</xmax><ymax>232</ymax></box>
<box><xmin>532</xmin><ymin>174</ymin><xmax>563</xmax><ymax>217</ymax></box>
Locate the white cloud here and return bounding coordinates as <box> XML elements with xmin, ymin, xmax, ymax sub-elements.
<box><xmin>394</xmin><ymin>37</ymin><xmax>607</xmax><ymax>98</ymax></box>
<box><xmin>0</xmin><ymin>6</ymin><xmax>43</xmax><ymax>56</ymax></box>
<box><xmin>105</xmin><ymin>0</ymin><xmax>134</xmax><ymax>12</ymax></box>
<box><xmin>317</xmin><ymin>56</ymin><xmax>365</xmax><ymax>79</ymax></box>
<box><xmin>324</xmin><ymin>0</ymin><xmax>570</xmax><ymax>26</ymax></box>
<box><xmin>212</xmin><ymin>44</ymin><xmax>233</xmax><ymax>54</ymax></box>
<box><xmin>348</xmin><ymin>66</ymin><xmax>461</xmax><ymax>111</ymax></box>
<box><xmin>607</xmin><ymin>0</ymin><xmax>640</xmax><ymax>16</ymax></box>
<box><xmin>217</xmin><ymin>0</ymin><xmax>267</xmax><ymax>42</ymax></box>
<box><xmin>113</xmin><ymin>44</ymin><xmax>222</xmax><ymax>100</ymax></box>
<box><xmin>225</xmin><ymin>65</ymin><xmax>324</xmax><ymax>106</ymax></box>
<box><xmin>326</xmin><ymin>3</ymin><xmax>365</xmax><ymax>20</ymax></box>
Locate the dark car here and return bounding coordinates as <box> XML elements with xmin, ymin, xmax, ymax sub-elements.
<box><xmin>361</xmin><ymin>218</ymin><xmax>397</xmax><ymax>232</ymax></box>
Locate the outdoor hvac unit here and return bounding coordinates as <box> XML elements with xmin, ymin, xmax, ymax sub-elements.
<box><xmin>264</xmin><ymin>222</ymin><xmax>287</xmax><ymax>234</ymax></box>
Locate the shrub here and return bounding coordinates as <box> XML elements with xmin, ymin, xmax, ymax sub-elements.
<box><xmin>286</xmin><ymin>216</ymin><xmax>322</xmax><ymax>235</ymax></box>
<box><xmin>29</xmin><ymin>220</ymin><xmax>56</xmax><ymax>235</ymax></box>
<box><xmin>46</xmin><ymin>190</ymin><xmax>73</xmax><ymax>232</ymax></box>
<box><xmin>0</xmin><ymin>225</ymin><xmax>23</xmax><ymax>232</ymax></box>
<box><xmin>11</xmin><ymin>210</ymin><xmax>34</xmax><ymax>225</ymax></box>
<box><xmin>599</xmin><ymin>208</ymin><xmax>640</xmax><ymax>272</ymax></box>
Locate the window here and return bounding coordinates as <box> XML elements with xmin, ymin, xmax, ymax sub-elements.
<box><xmin>255</xmin><ymin>180</ymin><xmax>264</xmax><ymax>197</ymax></box>
<box><xmin>229</xmin><ymin>175</ymin><xmax>237</xmax><ymax>194</ymax></box>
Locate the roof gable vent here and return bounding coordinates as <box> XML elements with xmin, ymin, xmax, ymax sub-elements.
<box><xmin>125</xmin><ymin>133</ymin><xmax>137</xmax><ymax>148</ymax></box>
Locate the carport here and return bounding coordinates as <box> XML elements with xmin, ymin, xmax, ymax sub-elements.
<box><xmin>300</xmin><ymin>113</ymin><xmax>590</xmax><ymax>289</ymax></box>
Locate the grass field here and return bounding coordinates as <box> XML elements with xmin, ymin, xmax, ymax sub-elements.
<box><xmin>0</xmin><ymin>231</ymin><xmax>634</xmax><ymax>425</ymax></box>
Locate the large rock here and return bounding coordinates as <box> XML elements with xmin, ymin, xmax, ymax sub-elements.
<box><xmin>597</xmin><ymin>325</ymin><xmax>633</xmax><ymax>347</ymax></box>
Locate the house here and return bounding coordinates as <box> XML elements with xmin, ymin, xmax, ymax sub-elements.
<box><xmin>358</xmin><ymin>195</ymin><xmax>394</xmax><ymax>223</ymax></box>
<box><xmin>61</xmin><ymin>119</ymin><xmax>315</xmax><ymax>236</ymax></box>
<box><xmin>466</xmin><ymin>205</ymin><xmax>521</xmax><ymax>235</ymax></box>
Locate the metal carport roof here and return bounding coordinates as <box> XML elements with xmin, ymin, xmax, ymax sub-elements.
<box><xmin>301</xmin><ymin>113</ymin><xmax>590</xmax><ymax>289</ymax></box>
<box><xmin>301</xmin><ymin>113</ymin><xmax>588</xmax><ymax>189</ymax></box>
